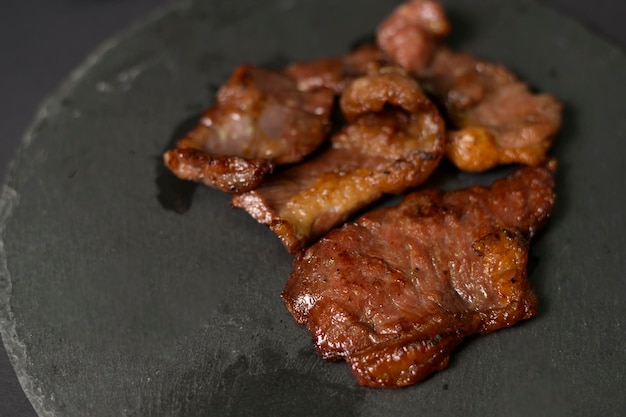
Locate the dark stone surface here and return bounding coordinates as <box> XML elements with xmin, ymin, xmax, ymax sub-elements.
<box><xmin>1</xmin><ymin>1</ymin><xmax>625</xmax><ymax>416</ymax></box>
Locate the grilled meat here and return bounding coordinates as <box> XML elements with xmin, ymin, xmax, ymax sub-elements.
<box><xmin>232</xmin><ymin>67</ymin><xmax>446</xmax><ymax>253</ymax></box>
<box><xmin>285</xmin><ymin>44</ymin><xmax>386</xmax><ymax>94</ymax></box>
<box><xmin>377</xmin><ymin>0</ymin><xmax>450</xmax><ymax>73</ymax></box>
<box><xmin>377</xmin><ymin>0</ymin><xmax>562</xmax><ymax>172</ymax></box>
<box><xmin>164</xmin><ymin>64</ymin><xmax>334</xmax><ymax>193</ymax></box>
<box><xmin>282</xmin><ymin>162</ymin><xmax>556</xmax><ymax>387</ymax></box>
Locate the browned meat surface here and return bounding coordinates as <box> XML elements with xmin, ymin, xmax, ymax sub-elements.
<box><xmin>421</xmin><ymin>48</ymin><xmax>563</xmax><ymax>172</ymax></box>
<box><xmin>232</xmin><ymin>68</ymin><xmax>445</xmax><ymax>253</ymax></box>
<box><xmin>164</xmin><ymin>64</ymin><xmax>334</xmax><ymax>193</ymax></box>
<box><xmin>163</xmin><ymin>148</ymin><xmax>273</xmax><ymax>194</ymax></box>
<box><xmin>282</xmin><ymin>162</ymin><xmax>556</xmax><ymax>387</ymax></box>
<box><xmin>377</xmin><ymin>1</ymin><xmax>562</xmax><ymax>172</ymax></box>
<box><xmin>377</xmin><ymin>0</ymin><xmax>450</xmax><ymax>73</ymax></box>
<box><xmin>285</xmin><ymin>44</ymin><xmax>386</xmax><ymax>94</ymax></box>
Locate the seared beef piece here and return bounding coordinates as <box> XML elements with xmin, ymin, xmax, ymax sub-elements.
<box><xmin>164</xmin><ymin>64</ymin><xmax>334</xmax><ymax>193</ymax></box>
<box><xmin>232</xmin><ymin>68</ymin><xmax>445</xmax><ymax>253</ymax></box>
<box><xmin>282</xmin><ymin>162</ymin><xmax>556</xmax><ymax>387</ymax></box>
<box><xmin>376</xmin><ymin>0</ymin><xmax>450</xmax><ymax>73</ymax></box>
<box><xmin>421</xmin><ymin>48</ymin><xmax>563</xmax><ymax>172</ymax></box>
<box><xmin>163</xmin><ymin>148</ymin><xmax>273</xmax><ymax>194</ymax></box>
<box><xmin>377</xmin><ymin>1</ymin><xmax>562</xmax><ymax>172</ymax></box>
<box><xmin>285</xmin><ymin>44</ymin><xmax>386</xmax><ymax>94</ymax></box>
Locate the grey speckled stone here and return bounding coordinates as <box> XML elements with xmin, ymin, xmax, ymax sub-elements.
<box><xmin>1</xmin><ymin>0</ymin><xmax>625</xmax><ymax>416</ymax></box>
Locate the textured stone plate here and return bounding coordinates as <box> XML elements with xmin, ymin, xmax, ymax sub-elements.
<box><xmin>1</xmin><ymin>0</ymin><xmax>625</xmax><ymax>416</ymax></box>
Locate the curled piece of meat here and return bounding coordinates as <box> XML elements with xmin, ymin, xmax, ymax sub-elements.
<box><xmin>285</xmin><ymin>44</ymin><xmax>386</xmax><ymax>94</ymax></box>
<box><xmin>282</xmin><ymin>162</ymin><xmax>556</xmax><ymax>387</ymax></box>
<box><xmin>377</xmin><ymin>0</ymin><xmax>562</xmax><ymax>172</ymax></box>
<box><xmin>377</xmin><ymin>0</ymin><xmax>450</xmax><ymax>73</ymax></box>
<box><xmin>164</xmin><ymin>64</ymin><xmax>334</xmax><ymax>193</ymax></box>
<box><xmin>232</xmin><ymin>68</ymin><xmax>446</xmax><ymax>253</ymax></box>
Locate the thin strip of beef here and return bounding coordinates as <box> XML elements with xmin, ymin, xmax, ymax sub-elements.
<box><xmin>377</xmin><ymin>0</ymin><xmax>562</xmax><ymax>172</ymax></box>
<box><xmin>163</xmin><ymin>64</ymin><xmax>334</xmax><ymax>193</ymax></box>
<box><xmin>232</xmin><ymin>68</ymin><xmax>446</xmax><ymax>253</ymax></box>
<box><xmin>282</xmin><ymin>162</ymin><xmax>556</xmax><ymax>387</ymax></box>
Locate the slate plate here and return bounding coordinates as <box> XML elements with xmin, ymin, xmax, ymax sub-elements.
<box><xmin>1</xmin><ymin>0</ymin><xmax>625</xmax><ymax>416</ymax></box>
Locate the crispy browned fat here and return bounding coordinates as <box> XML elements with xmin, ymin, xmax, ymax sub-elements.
<box><xmin>282</xmin><ymin>161</ymin><xmax>556</xmax><ymax>387</ymax></box>
<box><xmin>163</xmin><ymin>148</ymin><xmax>273</xmax><ymax>194</ymax></box>
<box><xmin>377</xmin><ymin>0</ymin><xmax>562</xmax><ymax>172</ymax></box>
<box><xmin>232</xmin><ymin>67</ymin><xmax>446</xmax><ymax>253</ymax></box>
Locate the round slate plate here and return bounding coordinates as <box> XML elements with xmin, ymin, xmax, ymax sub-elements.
<box><xmin>1</xmin><ymin>0</ymin><xmax>625</xmax><ymax>416</ymax></box>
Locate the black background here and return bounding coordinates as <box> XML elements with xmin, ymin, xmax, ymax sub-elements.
<box><xmin>1</xmin><ymin>1</ymin><xmax>625</xmax><ymax>416</ymax></box>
